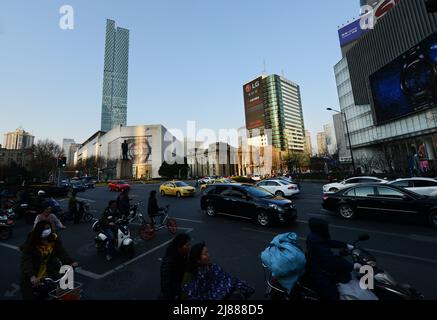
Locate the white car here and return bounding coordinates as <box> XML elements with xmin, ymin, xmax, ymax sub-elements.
<box><xmin>322</xmin><ymin>176</ymin><xmax>387</xmax><ymax>193</ymax></box>
<box><xmin>388</xmin><ymin>178</ymin><xmax>437</xmax><ymax>197</ymax></box>
<box><xmin>256</xmin><ymin>179</ymin><xmax>300</xmax><ymax>197</ymax></box>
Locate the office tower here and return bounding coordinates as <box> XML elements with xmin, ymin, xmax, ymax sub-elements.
<box><xmin>4</xmin><ymin>127</ymin><xmax>34</xmax><ymax>150</ymax></box>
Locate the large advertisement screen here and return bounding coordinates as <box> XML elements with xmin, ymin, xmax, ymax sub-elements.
<box><xmin>243</xmin><ymin>77</ymin><xmax>265</xmax><ymax>130</ymax></box>
<box><xmin>338</xmin><ymin>19</ymin><xmax>366</xmax><ymax>47</ymax></box>
<box><xmin>369</xmin><ymin>32</ymin><xmax>437</xmax><ymax>124</ymax></box>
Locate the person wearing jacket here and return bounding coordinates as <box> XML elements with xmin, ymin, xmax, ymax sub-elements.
<box><xmin>306</xmin><ymin>218</ymin><xmax>353</xmax><ymax>300</ymax></box>
<box><xmin>160</xmin><ymin>233</ymin><xmax>192</xmax><ymax>300</ymax></box>
<box><xmin>117</xmin><ymin>189</ymin><xmax>130</xmax><ymax>218</ymax></box>
<box><xmin>148</xmin><ymin>190</ymin><xmax>163</xmax><ymax>226</ymax></box>
<box><xmin>68</xmin><ymin>190</ymin><xmax>84</xmax><ymax>224</ymax></box>
<box><xmin>20</xmin><ymin>221</ymin><xmax>78</xmax><ymax>300</ymax></box>
<box><xmin>34</xmin><ymin>205</ymin><xmax>66</xmax><ymax>231</ymax></box>
<box><xmin>100</xmin><ymin>200</ymin><xmax>122</xmax><ymax>261</ymax></box>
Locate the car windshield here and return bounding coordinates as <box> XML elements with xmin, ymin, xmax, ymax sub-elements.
<box><xmin>245</xmin><ymin>186</ymin><xmax>274</xmax><ymax>198</ymax></box>
<box><xmin>175</xmin><ymin>182</ymin><xmax>189</xmax><ymax>187</ymax></box>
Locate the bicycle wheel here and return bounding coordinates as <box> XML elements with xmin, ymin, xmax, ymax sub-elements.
<box><xmin>139</xmin><ymin>224</ymin><xmax>155</xmax><ymax>240</ymax></box>
<box><xmin>166</xmin><ymin>218</ymin><xmax>177</xmax><ymax>235</ymax></box>
<box><xmin>83</xmin><ymin>213</ymin><xmax>93</xmax><ymax>223</ymax></box>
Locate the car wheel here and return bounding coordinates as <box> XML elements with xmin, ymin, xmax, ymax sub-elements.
<box><xmin>329</xmin><ymin>188</ymin><xmax>339</xmax><ymax>192</ymax></box>
<box><xmin>275</xmin><ymin>191</ymin><xmax>285</xmax><ymax>197</ymax></box>
<box><xmin>256</xmin><ymin>210</ymin><xmax>271</xmax><ymax>227</ymax></box>
<box><xmin>429</xmin><ymin>210</ymin><xmax>437</xmax><ymax>229</ymax></box>
<box><xmin>160</xmin><ymin>190</ymin><xmax>165</xmax><ymax>197</ymax></box>
<box><xmin>176</xmin><ymin>192</ymin><xmax>181</xmax><ymax>198</ymax></box>
<box><xmin>338</xmin><ymin>204</ymin><xmax>356</xmax><ymax>220</ymax></box>
<box><xmin>206</xmin><ymin>203</ymin><xmax>216</xmax><ymax>217</ymax></box>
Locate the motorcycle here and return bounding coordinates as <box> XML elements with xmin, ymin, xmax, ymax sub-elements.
<box><xmin>263</xmin><ymin>234</ymin><xmax>423</xmax><ymax>300</ymax></box>
<box><xmin>92</xmin><ymin>217</ymin><xmax>134</xmax><ymax>259</ymax></box>
<box><xmin>0</xmin><ymin>212</ymin><xmax>14</xmax><ymax>240</ymax></box>
<box><xmin>59</xmin><ymin>202</ymin><xmax>93</xmax><ymax>224</ymax></box>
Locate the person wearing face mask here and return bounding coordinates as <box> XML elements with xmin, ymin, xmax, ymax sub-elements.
<box><xmin>34</xmin><ymin>204</ymin><xmax>66</xmax><ymax>231</ymax></box>
<box><xmin>20</xmin><ymin>221</ymin><xmax>78</xmax><ymax>300</ymax></box>
<box><xmin>181</xmin><ymin>242</ymin><xmax>255</xmax><ymax>300</ymax></box>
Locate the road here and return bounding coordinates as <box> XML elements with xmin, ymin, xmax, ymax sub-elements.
<box><xmin>1</xmin><ymin>182</ymin><xmax>437</xmax><ymax>300</ymax></box>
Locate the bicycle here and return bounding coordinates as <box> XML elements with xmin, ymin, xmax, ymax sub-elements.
<box><xmin>138</xmin><ymin>205</ymin><xmax>177</xmax><ymax>240</ymax></box>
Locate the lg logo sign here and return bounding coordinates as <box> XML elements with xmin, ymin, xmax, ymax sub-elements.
<box><xmin>245</xmin><ymin>81</ymin><xmax>260</xmax><ymax>93</ymax></box>
<box><xmin>360</xmin><ymin>0</ymin><xmax>401</xmax><ymax>30</ymax></box>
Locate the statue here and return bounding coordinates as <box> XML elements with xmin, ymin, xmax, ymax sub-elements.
<box><xmin>122</xmin><ymin>140</ymin><xmax>129</xmax><ymax>160</ymax></box>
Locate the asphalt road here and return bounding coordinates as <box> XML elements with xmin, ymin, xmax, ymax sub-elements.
<box><xmin>1</xmin><ymin>182</ymin><xmax>437</xmax><ymax>300</ymax></box>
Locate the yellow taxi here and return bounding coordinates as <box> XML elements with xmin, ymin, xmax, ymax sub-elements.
<box><xmin>200</xmin><ymin>178</ymin><xmax>236</xmax><ymax>192</ymax></box>
<box><xmin>160</xmin><ymin>181</ymin><xmax>196</xmax><ymax>198</ymax></box>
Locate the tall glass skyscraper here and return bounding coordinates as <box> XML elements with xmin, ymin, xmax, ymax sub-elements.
<box><xmin>100</xmin><ymin>19</ymin><xmax>129</xmax><ymax>132</ymax></box>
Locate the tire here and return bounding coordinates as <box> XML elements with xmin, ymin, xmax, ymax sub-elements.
<box><xmin>161</xmin><ymin>190</ymin><xmax>166</xmax><ymax>197</ymax></box>
<box><xmin>176</xmin><ymin>192</ymin><xmax>181</xmax><ymax>198</ymax></box>
<box><xmin>205</xmin><ymin>203</ymin><xmax>216</xmax><ymax>217</ymax></box>
<box><xmin>139</xmin><ymin>224</ymin><xmax>155</xmax><ymax>240</ymax></box>
<box><xmin>123</xmin><ymin>243</ymin><xmax>135</xmax><ymax>259</ymax></box>
<box><xmin>429</xmin><ymin>210</ymin><xmax>437</xmax><ymax>229</ymax></box>
<box><xmin>275</xmin><ymin>191</ymin><xmax>285</xmax><ymax>197</ymax></box>
<box><xmin>338</xmin><ymin>204</ymin><xmax>356</xmax><ymax>220</ymax></box>
<box><xmin>83</xmin><ymin>213</ymin><xmax>93</xmax><ymax>223</ymax></box>
<box><xmin>166</xmin><ymin>218</ymin><xmax>177</xmax><ymax>235</ymax></box>
<box><xmin>256</xmin><ymin>210</ymin><xmax>271</xmax><ymax>227</ymax></box>
<box><xmin>0</xmin><ymin>228</ymin><xmax>12</xmax><ymax>241</ymax></box>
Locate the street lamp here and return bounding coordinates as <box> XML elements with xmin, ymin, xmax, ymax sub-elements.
<box><xmin>327</xmin><ymin>107</ymin><xmax>356</xmax><ymax>174</ymax></box>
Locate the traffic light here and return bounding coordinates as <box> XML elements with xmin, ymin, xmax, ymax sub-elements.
<box><xmin>426</xmin><ymin>0</ymin><xmax>437</xmax><ymax>13</ymax></box>
<box><xmin>58</xmin><ymin>156</ymin><xmax>67</xmax><ymax>168</ymax></box>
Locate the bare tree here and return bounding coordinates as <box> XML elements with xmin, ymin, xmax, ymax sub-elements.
<box><xmin>29</xmin><ymin>139</ymin><xmax>62</xmax><ymax>182</ymax></box>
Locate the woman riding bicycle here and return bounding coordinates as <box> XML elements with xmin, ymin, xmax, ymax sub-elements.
<box><xmin>148</xmin><ymin>191</ymin><xmax>164</xmax><ymax>226</ymax></box>
<box><xmin>20</xmin><ymin>221</ymin><xmax>78</xmax><ymax>300</ymax></box>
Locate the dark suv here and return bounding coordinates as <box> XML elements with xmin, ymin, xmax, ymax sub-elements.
<box><xmin>200</xmin><ymin>183</ymin><xmax>297</xmax><ymax>227</ymax></box>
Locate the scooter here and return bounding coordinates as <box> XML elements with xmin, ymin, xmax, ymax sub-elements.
<box><xmin>263</xmin><ymin>234</ymin><xmax>423</xmax><ymax>300</ymax></box>
<box><xmin>0</xmin><ymin>212</ymin><xmax>14</xmax><ymax>240</ymax></box>
<box><xmin>92</xmin><ymin>218</ymin><xmax>134</xmax><ymax>259</ymax></box>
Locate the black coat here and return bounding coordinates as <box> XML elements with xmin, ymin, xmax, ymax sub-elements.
<box><xmin>117</xmin><ymin>195</ymin><xmax>130</xmax><ymax>216</ymax></box>
<box><xmin>148</xmin><ymin>197</ymin><xmax>160</xmax><ymax>216</ymax></box>
<box><xmin>160</xmin><ymin>254</ymin><xmax>187</xmax><ymax>300</ymax></box>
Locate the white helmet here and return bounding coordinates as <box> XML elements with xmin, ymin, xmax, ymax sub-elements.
<box><xmin>38</xmin><ymin>190</ymin><xmax>46</xmax><ymax>196</ymax></box>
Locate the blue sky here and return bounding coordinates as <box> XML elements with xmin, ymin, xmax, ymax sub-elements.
<box><xmin>0</xmin><ymin>0</ymin><xmax>359</xmax><ymax>148</ymax></box>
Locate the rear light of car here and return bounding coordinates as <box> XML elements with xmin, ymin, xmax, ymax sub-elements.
<box><xmin>7</xmin><ymin>220</ymin><xmax>14</xmax><ymax>226</ymax></box>
<box><xmin>323</xmin><ymin>195</ymin><xmax>329</xmax><ymax>201</ymax></box>
<box><xmin>288</xmin><ymin>185</ymin><xmax>297</xmax><ymax>190</ymax></box>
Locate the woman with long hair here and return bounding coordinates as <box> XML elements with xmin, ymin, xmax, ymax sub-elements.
<box><xmin>20</xmin><ymin>221</ymin><xmax>78</xmax><ymax>300</ymax></box>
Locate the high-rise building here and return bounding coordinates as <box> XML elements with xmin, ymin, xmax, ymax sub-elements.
<box><xmin>62</xmin><ymin>139</ymin><xmax>75</xmax><ymax>163</ymax></box>
<box><xmin>323</xmin><ymin>123</ymin><xmax>337</xmax><ymax>156</ymax></box>
<box><xmin>100</xmin><ymin>19</ymin><xmax>130</xmax><ymax>132</ymax></box>
<box><xmin>3</xmin><ymin>128</ymin><xmax>34</xmax><ymax>150</ymax></box>
<box><xmin>334</xmin><ymin>0</ymin><xmax>437</xmax><ymax>173</ymax></box>
<box><xmin>317</xmin><ymin>132</ymin><xmax>327</xmax><ymax>156</ymax></box>
<box><xmin>332</xmin><ymin>113</ymin><xmax>350</xmax><ymax>162</ymax></box>
<box><xmin>304</xmin><ymin>130</ymin><xmax>313</xmax><ymax>156</ymax></box>
<box><xmin>243</xmin><ymin>74</ymin><xmax>305</xmax><ymax>153</ymax></box>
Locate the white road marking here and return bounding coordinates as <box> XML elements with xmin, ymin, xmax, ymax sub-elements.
<box><xmin>409</xmin><ymin>234</ymin><xmax>437</xmax><ymax>243</ymax></box>
<box><xmin>173</xmin><ymin>217</ymin><xmax>204</xmax><ymax>224</ymax></box>
<box><xmin>0</xmin><ymin>242</ymin><xmax>20</xmax><ymax>252</ymax></box>
<box><xmin>77</xmin><ymin>197</ymin><xmax>96</xmax><ymax>203</ymax></box>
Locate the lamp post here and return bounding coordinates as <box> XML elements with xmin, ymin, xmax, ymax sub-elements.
<box><xmin>327</xmin><ymin>107</ymin><xmax>356</xmax><ymax>174</ymax></box>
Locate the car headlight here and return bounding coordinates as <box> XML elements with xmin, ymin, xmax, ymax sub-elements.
<box><xmin>269</xmin><ymin>204</ymin><xmax>283</xmax><ymax>211</ymax></box>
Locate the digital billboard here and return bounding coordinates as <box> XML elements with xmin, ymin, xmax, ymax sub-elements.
<box><xmin>369</xmin><ymin>32</ymin><xmax>437</xmax><ymax>124</ymax></box>
<box><xmin>338</xmin><ymin>19</ymin><xmax>366</xmax><ymax>47</ymax></box>
<box><xmin>243</xmin><ymin>77</ymin><xmax>265</xmax><ymax>130</ymax></box>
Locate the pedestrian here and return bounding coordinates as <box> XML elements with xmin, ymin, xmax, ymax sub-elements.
<box><xmin>34</xmin><ymin>205</ymin><xmax>66</xmax><ymax>231</ymax></box>
<box><xmin>160</xmin><ymin>233</ymin><xmax>192</xmax><ymax>300</ymax></box>
<box><xmin>181</xmin><ymin>242</ymin><xmax>255</xmax><ymax>300</ymax></box>
<box><xmin>68</xmin><ymin>190</ymin><xmax>82</xmax><ymax>224</ymax></box>
<box><xmin>20</xmin><ymin>221</ymin><xmax>78</xmax><ymax>300</ymax></box>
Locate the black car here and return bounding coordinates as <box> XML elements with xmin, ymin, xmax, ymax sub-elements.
<box><xmin>81</xmin><ymin>177</ymin><xmax>95</xmax><ymax>189</ymax></box>
<box><xmin>70</xmin><ymin>180</ymin><xmax>86</xmax><ymax>192</ymax></box>
<box><xmin>322</xmin><ymin>184</ymin><xmax>437</xmax><ymax>228</ymax></box>
<box><xmin>200</xmin><ymin>183</ymin><xmax>297</xmax><ymax>227</ymax></box>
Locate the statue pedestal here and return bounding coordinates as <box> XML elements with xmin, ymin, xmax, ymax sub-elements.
<box><xmin>116</xmin><ymin>160</ymin><xmax>133</xmax><ymax>180</ymax></box>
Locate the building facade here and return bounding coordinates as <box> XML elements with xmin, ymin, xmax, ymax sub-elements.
<box><xmin>334</xmin><ymin>0</ymin><xmax>437</xmax><ymax>174</ymax></box>
<box><xmin>324</xmin><ymin>123</ymin><xmax>337</xmax><ymax>156</ymax></box>
<box><xmin>4</xmin><ymin>128</ymin><xmax>34</xmax><ymax>150</ymax></box>
<box><xmin>332</xmin><ymin>113</ymin><xmax>350</xmax><ymax>162</ymax></box>
<box><xmin>74</xmin><ymin>125</ymin><xmax>181</xmax><ymax>179</ymax></box>
<box><xmin>304</xmin><ymin>130</ymin><xmax>313</xmax><ymax>156</ymax></box>
<box><xmin>0</xmin><ymin>147</ymin><xmax>33</xmax><ymax>169</ymax></box>
<box><xmin>317</xmin><ymin>132</ymin><xmax>328</xmax><ymax>156</ymax></box>
<box><xmin>243</xmin><ymin>74</ymin><xmax>305</xmax><ymax>153</ymax></box>
<box><xmin>100</xmin><ymin>19</ymin><xmax>129</xmax><ymax>132</ymax></box>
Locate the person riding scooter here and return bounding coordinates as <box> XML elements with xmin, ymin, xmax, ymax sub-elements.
<box><xmin>305</xmin><ymin>218</ymin><xmax>353</xmax><ymax>300</ymax></box>
<box><xmin>100</xmin><ymin>200</ymin><xmax>123</xmax><ymax>261</ymax></box>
